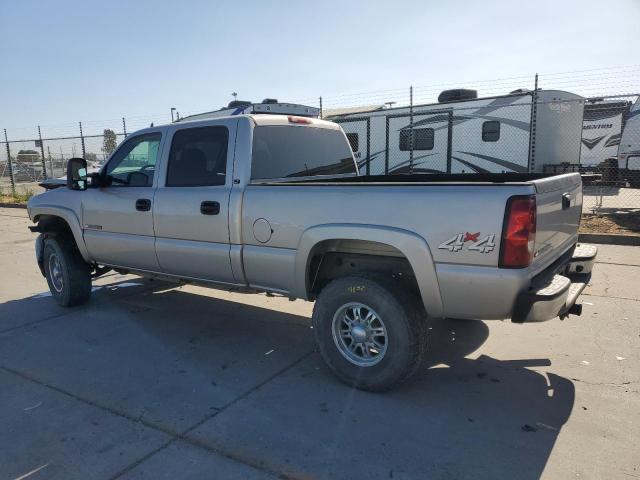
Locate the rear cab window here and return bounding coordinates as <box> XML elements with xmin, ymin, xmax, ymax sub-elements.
<box><xmin>251</xmin><ymin>126</ymin><xmax>356</xmax><ymax>180</ymax></box>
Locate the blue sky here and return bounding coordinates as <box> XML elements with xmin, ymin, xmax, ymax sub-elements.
<box><xmin>1</xmin><ymin>0</ymin><xmax>639</xmax><ymax>135</ymax></box>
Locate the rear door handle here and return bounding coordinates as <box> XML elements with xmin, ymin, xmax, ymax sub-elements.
<box><xmin>200</xmin><ymin>201</ymin><xmax>220</xmax><ymax>215</ymax></box>
<box><xmin>562</xmin><ymin>193</ymin><xmax>571</xmax><ymax>210</ymax></box>
<box><xmin>135</xmin><ymin>198</ymin><xmax>152</xmax><ymax>212</ymax></box>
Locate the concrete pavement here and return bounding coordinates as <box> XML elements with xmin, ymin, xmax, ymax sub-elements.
<box><xmin>0</xmin><ymin>207</ymin><xmax>638</xmax><ymax>480</ymax></box>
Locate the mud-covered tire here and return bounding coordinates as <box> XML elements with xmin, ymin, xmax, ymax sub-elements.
<box><xmin>312</xmin><ymin>275</ymin><xmax>427</xmax><ymax>391</ymax></box>
<box><xmin>43</xmin><ymin>235</ymin><xmax>92</xmax><ymax>307</ymax></box>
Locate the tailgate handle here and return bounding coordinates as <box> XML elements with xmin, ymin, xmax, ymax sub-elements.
<box><xmin>562</xmin><ymin>193</ymin><xmax>571</xmax><ymax>210</ymax></box>
<box><xmin>200</xmin><ymin>201</ymin><xmax>220</xmax><ymax>215</ymax></box>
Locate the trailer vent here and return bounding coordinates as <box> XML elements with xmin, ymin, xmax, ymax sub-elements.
<box><xmin>228</xmin><ymin>100</ymin><xmax>252</xmax><ymax>108</ymax></box>
<box><xmin>438</xmin><ymin>89</ymin><xmax>478</xmax><ymax>103</ymax></box>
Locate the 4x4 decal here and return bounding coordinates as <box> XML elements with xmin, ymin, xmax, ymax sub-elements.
<box><xmin>438</xmin><ymin>232</ymin><xmax>496</xmax><ymax>254</ymax></box>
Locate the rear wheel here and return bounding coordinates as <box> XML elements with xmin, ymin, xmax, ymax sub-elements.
<box><xmin>312</xmin><ymin>275</ymin><xmax>426</xmax><ymax>391</ymax></box>
<box><xmin>43</xmin><ymin>235</ymin><xmax>92</xmax><ymax>307</ymax></box>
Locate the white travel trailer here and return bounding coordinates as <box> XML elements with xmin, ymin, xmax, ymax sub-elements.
<box><xmin>580</xmin><ymin>95</ymin><xmax>640</xmax><ymax>185</ymax></box>
<box><xmin>616</xmin><ymin>96</ymin><xmax>640</xmax><ymax>185</ymax></box>
<box><xmin>327</xmin><ymin>89</ymin><xmax>585</xmax><ymax>175</ymax></box>
<box><xmin>580</xmin><ymin>98</ymin><xmax>628</xmax><ymax>166</ymax></box>
<box><xmin>178</xmin><ymin>99</ymin><xmax>320</xmax><ymax>123</ymax></box>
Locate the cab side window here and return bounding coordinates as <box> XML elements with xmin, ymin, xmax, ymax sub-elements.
<box><xmin>105</xmin><ymin>133</ymin><xmax>161</xmax><ymax>187</ymax></box>
<box><xmin>166</xmin><ymin>126</ymin><xmax>229</xmax><ymax>187</ymax></box>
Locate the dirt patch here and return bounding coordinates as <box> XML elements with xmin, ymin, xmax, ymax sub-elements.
<box><xmin>580</xmin><ymin>213</ymin><xmax>640</xmax><ymax>235</ymax></box>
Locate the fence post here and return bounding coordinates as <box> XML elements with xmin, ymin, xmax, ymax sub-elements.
<box><xmin>4</xmin><ymin>129</ymin><xmax>16</xmax><ymax>196</ymax></box>
<box><xmin>79</xmin><ymin>122</ymin><xmax>86</xmax><ymax>158</ymax></box>
<box><xmin>409</xmin><ymin>85</ymin><xmax>414</xmax><ymax>175</ymax></box>
<box><xmin>37</xmin><ymin>126</ymin><xmax>47</xmax><ymax>178</ymax></box>
<box><xmin>528</xmin><ymin>73</ymin><xmax>539</xmax><ymax>174</ymax></box>
<box><xmin>122</xmin><ymin>117</ymin><xmax>127</xmax><ymax>137</ymax></box>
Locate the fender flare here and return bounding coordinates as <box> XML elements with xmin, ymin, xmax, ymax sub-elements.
<box><xmin>30</xmin><ymin>205</ymin><xmax>91</xmax><ymax>263</ymax></box>
<box><xmin>293</xmin><ymin>223</ymin><xmax>444</xmax><ymax>318</ymax></box>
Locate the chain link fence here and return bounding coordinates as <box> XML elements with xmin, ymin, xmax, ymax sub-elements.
<box><xmin>1</xmin><ymin>66</ymin><xmax>639</xmax><ymax>233</ymax></box>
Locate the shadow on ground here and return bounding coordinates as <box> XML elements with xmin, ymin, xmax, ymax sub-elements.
<box><xmin>0</xmin><ymin>285</ymin><xmax>575</xmax><ymax>480</ymax></box>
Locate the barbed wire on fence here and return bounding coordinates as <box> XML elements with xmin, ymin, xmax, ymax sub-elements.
<box><xmin>1</xmin><ymin>65</ymin><xmax>639</xmax><ymax>218</ymax></box>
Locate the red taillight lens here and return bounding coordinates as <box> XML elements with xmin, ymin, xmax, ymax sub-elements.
<box><xmin>288</xmin><ymin>116</ymin><xmax>312</xmax><ymax>124</ymax></box>
<box><xmin>500</xmin><ymin>195</ymin><xmax>536</xmax><ymax>268</ymax></box>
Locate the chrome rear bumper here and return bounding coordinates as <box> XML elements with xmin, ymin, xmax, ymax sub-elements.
<box><xmin>512</xmin><ymin>243</ymin><xmax>597</xmax><ymax>323</ymax></box>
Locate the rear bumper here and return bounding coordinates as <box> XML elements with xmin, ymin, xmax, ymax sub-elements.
<box><xmin>512</xmin><ymin>243</ymin><xmax>597</xmax><ymax>323</ymax></box>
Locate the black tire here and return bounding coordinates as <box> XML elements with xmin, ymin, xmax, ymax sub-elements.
<box><xmin>43</xmin><ymin>235</ymin><xmax>92</xmax><ymax>307</ymax></box>
<box><xmin>312</xmin><ymin>274</ymin><xmax>426</xmax><ymax>392</ymax></box>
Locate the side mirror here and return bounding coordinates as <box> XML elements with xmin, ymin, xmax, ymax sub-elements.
<box><xmin>67</xmin><ymin>158</ymin><xmax>88</xmax><ymax>191</ymax></box>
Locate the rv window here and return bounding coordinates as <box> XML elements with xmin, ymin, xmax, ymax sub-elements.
<box><xmin>251</xmin><ymin>126</ymin><xmax>356</xmax><ymax>180</ymax></box>
<box><xmin>399</xmin><ymin>128</ymin><xmax>434</xmax><ymax>151</ymax></box>
<box><xmin>482</xmin><ymin>121</ymin><xmax>500</xmax><ymax>142</ymax></box>
<box><xmin>346</xmin><ymin>133</ymin><xmax>359</xmax><ymax>152</ymax></box>
<box><xmin>166</xmin><ymin>126</ymin><xmax>228</xmax><ymax>187</ymax></box>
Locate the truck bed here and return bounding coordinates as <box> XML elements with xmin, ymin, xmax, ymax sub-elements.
<box><xmin>255</xmin><ymin>172</ymin><xmax>554</xmax><ymax>185</ymax></box>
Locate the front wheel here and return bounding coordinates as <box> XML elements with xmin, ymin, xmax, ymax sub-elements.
<box><xmin>43</xmin><ymin>235</ymin><xmax>92</xmax><ymax>307</ymax></box>
<box><xmin>312</xmin><ymin>275</ymin><xmax>426</xmax><ymax>391</ymax></box>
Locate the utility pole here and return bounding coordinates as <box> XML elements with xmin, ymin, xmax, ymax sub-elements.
<box><xmin>47</xmin><ymin>146</ymin><xmax>53</xmax><ymax>177</ymax></box>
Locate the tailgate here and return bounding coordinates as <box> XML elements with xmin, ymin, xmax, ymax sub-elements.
<box><xmin>531</xmin><ymin>173</ymin><xmax>582</xmax><ymax>270</ymax></box>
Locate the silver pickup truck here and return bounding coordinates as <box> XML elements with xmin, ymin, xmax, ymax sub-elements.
<box><xmin>27</xmin><ymin>114</ymin><xmax>597</xmax><ymax>391</ymax></box>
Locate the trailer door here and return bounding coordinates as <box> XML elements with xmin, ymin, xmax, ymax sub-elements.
<box><xmin>333</xmin><ymin>117</ymin><xmax>371</xmax><ymax>175</ymax></box>
<box><xmin>385</xmin><ymin>111</ymin><xmax>451</xmax><ymax>174</ymax></box>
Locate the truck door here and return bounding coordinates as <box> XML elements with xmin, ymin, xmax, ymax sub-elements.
<box><xmin>333</xmin><ymin>118</ymin><xmax>371</xmax><ymax>175</ymax></box>
<box><xmin>152</xmin><ymin>120</ymin><xmax>236</xmax><ymax>284</ymax></box>
<box><xmin>82</xmin><ymin>131</ymin><xmax>164</xmax><ymax>271</ymax></box>
<box><xmin>385</xmin><ymin>111</ymin><xmax>451</xmax><ymax>174</ymax></box>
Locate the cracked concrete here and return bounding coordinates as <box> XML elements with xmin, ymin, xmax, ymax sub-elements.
<box><xmin>0</xmin><ymin>207</ymin><xmax>638</xmax><ymax>480</ymax></box>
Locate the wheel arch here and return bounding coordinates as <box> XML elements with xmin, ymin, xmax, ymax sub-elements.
<box><xmin>31</xmin><ymin>206</ymin><xmax>91</xmax><ymax>263</ymax></box>
<box><xmin>293</xmin><ymin>224</ymin><xmax>444</xmax><ymax>317</ymax></box>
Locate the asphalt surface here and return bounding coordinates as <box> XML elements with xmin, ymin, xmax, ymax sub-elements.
<box><xmin>0</xmin><ymin>207</ymin><xmax>638</xmax><ymax>480</ymax></box>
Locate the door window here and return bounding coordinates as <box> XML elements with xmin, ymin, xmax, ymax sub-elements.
<box><xmin>346</xmin><ymin>132</ymin><xmax>359</xmax><ymax>152</ymax></box>
<box><xmin>166</xmin><ymin>126</ymin><xmax>229</xmax><ymax>187</ymax></box>
<box><xmin>105</xmin><ymin>133</ymin><xmax>161</xmax><ymax>186</ymax></box>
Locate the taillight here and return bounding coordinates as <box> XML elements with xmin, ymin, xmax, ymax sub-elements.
<box><xmin>288</xmin><ymin>116</ymin><xmax>312</xmax><ymax>124</ymax></box>
<box><xmin>500</xmin><ymin>195</ymin><xmax>536</xmax><ymax>268</ymax></box>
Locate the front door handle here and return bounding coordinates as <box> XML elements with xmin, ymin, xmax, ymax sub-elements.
<box><xmin>135</xmin><ymin>198</ymin><xmax>152</xmax><ymax>212</ymax></box>
<box><xmin>200</xmin><ymin>201</ymin><xmax>220</xmax><ymax>215</ymax></box>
